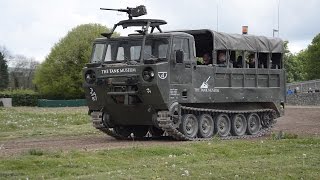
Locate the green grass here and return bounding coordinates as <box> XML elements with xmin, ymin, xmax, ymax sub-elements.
<box><xmin>0</xmin><ymin>107</ymin><xmax>96</xmax><ymax>141</ymax></box>
<box><xmin>0</xmin><ymin>138</ymin><xmax>319</xmax><ymax>179</ymax></box>
<box><xmin>0</xmin><ymin>107</ymin><xmax>319</xmax><ymax>179</ymax></box>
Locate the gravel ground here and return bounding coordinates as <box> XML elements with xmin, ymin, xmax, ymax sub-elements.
<box><xmin>273</xmin><ymin>106</ymin><xmax>320</xmax><ymax>137</ymax></box>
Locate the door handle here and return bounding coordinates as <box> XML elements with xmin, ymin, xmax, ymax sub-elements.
<box><xmin>185</xmin><ymin>63</ymin><xmax>191</xmax><ymax>68</ymax></box>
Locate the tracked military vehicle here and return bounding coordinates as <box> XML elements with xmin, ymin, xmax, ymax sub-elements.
<box><xmin>83</xmin><ymin>5</ymin><xmax>286</xmax><ymax>140</ymax></box>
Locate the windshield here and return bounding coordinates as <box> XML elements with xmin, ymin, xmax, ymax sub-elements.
<box><xmin>90</xmin><ymin>37</ymin><xmax>169</xmax><ymax>63</ymax></box>
<box><xmin>91</xmin><ymin>44</ymin><xmax>105</xmax><ymax>63</ymax></box>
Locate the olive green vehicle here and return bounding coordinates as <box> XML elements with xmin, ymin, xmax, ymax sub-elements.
<box><xmin>83</xmin><ymin>6</ymin><xmax>285</xmax><ymax>140</ymax></box>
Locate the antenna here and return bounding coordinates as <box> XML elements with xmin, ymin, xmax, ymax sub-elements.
<box><xmin>277</xmin><ymin>0</ymin><xmax>280</xmax><ymax>37</ymax></box>
<box><xmin>216</xmin><ymin>1</ymin><xmax>219</xmax><ymax>31</ymax></box>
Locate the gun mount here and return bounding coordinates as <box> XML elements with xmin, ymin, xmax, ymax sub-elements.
<box><xmin>100</xmin><ymin>5</ymin><xmax>167</xmax><ymax>38</ymax></box>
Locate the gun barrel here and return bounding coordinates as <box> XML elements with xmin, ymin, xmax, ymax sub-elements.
<box><xmin>100</xmin><ymin>8</ymin><xmax>128</xmax><ymax>12</ymax></box>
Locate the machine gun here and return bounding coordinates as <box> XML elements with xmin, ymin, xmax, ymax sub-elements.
<box><xmin>100</xmin><ymin>5</ymin><xmax>147</xmax><ymax>20</ymax></box>
<box><xmin>100</xmin><ymin>5</ymin><xmax>166</xmax><ymax>38</ymax></box>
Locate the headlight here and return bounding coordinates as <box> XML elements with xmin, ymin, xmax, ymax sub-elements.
<box><xmin>85</xmin><ymin>70</ymin><xmax>96</xmax><ymax>84</ymax></box>
<box><xmin>142</xmin><ymin>67</ymin><xmax>155</xmax><ymax>82</ymax></box>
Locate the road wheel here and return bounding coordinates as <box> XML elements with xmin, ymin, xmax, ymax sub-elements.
<box><xmin>149</xmin><ymin>126</ymin><xmax>164</xmax><ymax>137</ymax></box>
<box><xmin>197</xmin><ymin>114</ymin><xmax>214</xmax><ymax>138</ymax></box>
<box><xmin>214</xmin><ymin>113</ymin><xmax>231</xmax><ymax>137</ymax></box>
<box><xmin>246</xmin><ymin>113</ymin><xmax>261</xmax><ymax>135</ymax></box>
<box><xmin>179</xmin><ymin>114</ymin><xmax>198</xmax><ymax>138</ymax></box>
<box><xmin>131</xmin><ymin>126</ymin><xmax>149</xmax><ymax>138</ymax></box>
<box><xmin>231</xmin><ymin>114</ymin><xmax>247</xmax><ymax>136</ymax></box>
<box><xmin>114</xmin><ymin>126</ymin><xmax>132</xmax><ymax>138</ymax></box>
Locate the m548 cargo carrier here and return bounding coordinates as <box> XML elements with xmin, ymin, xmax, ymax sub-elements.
<box><xmin>83</xmin><ymin>5</ymin><xmax>285</xmax><ymax>140</ymax></box>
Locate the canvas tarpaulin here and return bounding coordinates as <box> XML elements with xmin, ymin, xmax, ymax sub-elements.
<box><xmin>213</xmin><ymin>31</ymin><xmax>284</xmax><ymax>53</ymax></box>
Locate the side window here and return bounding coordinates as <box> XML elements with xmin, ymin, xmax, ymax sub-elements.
<box><xmin>217</xmin><ymin>50</ymin><xmax>227</xmax><ymax>66</ymax></box>
<box><xmin>158</xmin><ymin>44</ymin><xmax>168</xmax><ymax>58</ymax></box>
<box><xmin>130</xmin><ymin>46</ymin><xmax>141</xmax><ymax>61</ymax></box>
<box><xmin>271</xmin><ymin>53</ymin><xmax>282</xmax><ymax>69</ymax></box>
<box><xmin>173</xmin><ymin>38</ymin><xmax>190</xmax><ymax>61</ymax></box>
<box><xmin>258</xmin><ymin>53</ymin><xmax>268</xmax><ymax>68</ymax></box>
<box><xmin>234</xmin><ymin>51</ymin><xmax>244</xmax><ymax>68</ymax></box>
<box><xmin>116</xmin><ymin>47</ymin><xmax>124</xmax><ymax>61</ymax></box>
<box><xmin>144</xmin><ymin>46</ymin><xmax>152</xmax><ymax>59</ymax></box>
<box><xmin>244</xmin><ymin>51</ymin><xmax>256</xmax><ymax>68</ymax></box>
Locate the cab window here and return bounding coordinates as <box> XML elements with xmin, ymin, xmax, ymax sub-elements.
<box><xmin>116</xmin><ymin>47</ymin><xmax>125</xmax><ymax>61</ymax></box>
<box><xmin>173</xmin><ymin>38</ymin><xmax>190</xmax><ymax>61</ymax></box>
<box><xmin>91</xmin><ymin>44</ymin><xmax>105</xmax><ymax>63</ymax></box>
<box><xmin>104</xmin><ymin>45</ymin><xmax>111</xmax><ymax>62</ymax></box>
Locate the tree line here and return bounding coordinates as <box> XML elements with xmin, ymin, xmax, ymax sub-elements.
<box><xmin>0</xmin><ymin>24</ymin><xmax>319</xmax><ymax>99</ymax></box>
<box><xmin>284</xmin><ymin>33</ymin><xmax>320</xmax><ymax>83</ymax></box>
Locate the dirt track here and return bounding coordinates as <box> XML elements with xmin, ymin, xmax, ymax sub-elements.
<box><xmin>274</xmin><ymin>106</ymin><xmax>320</xmax><ymax>136</ymax></box>
<box><xmin>1</xmin><ymin>106</ymin><xmax>319</xmax><ymax>156</ymax></box>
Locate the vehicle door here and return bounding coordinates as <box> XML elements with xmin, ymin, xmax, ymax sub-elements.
<box><xmin>169</xmin><ymin>36</ymin><xmax>193</xmax><ymax>102</ymax></box>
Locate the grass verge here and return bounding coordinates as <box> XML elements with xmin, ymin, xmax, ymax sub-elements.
<box><xmin>0</xmin><ymin>138</ymin><xmax>319</xmax><ymax>179</ymax></box>
<box><xmin>0</xmin><ymin>107</ymin><xmax>96</xmax><ymax>141</ymax></box>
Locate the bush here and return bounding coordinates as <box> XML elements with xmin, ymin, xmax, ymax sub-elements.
<box><xmin>0</xmin><ymin>89</ymin><xmax>39</xmax><ymax>106</ymax></box>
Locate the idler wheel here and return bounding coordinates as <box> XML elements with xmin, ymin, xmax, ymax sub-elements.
<box><xmin>231</xmin><ymin>114</ymin><xmax>247</xmax><ymax>136</ymax></box>
<box><xmin>246</xmin><ymin>113</ymin><xmax>261</xmax><ymax>135</ymax></box>
<box><xmin>197</xmin><ymin>114</ymin><xmax>214</xmax><ymax>138</ymax></box>
<box><xmin>179</xmin><ymin>114</ymin><xmax>199</xmax><ymax>138</ymax></box>
<box><xmin>214</xmin><ymin>113</ymin><xmax>231</xmax><ymax>137</ymax></box>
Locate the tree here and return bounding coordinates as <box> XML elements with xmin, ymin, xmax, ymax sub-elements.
<box><xmin>9</xmin><ymin>55</ymin><xmax>39</xmax><ymax>89</ymax></box>
<box><xmin>283</xmin><ymin>41</ymin><xmax>306</xmax><ymax>83</ymax></box>
<box><xmin>304</xmin><ymin>33</ymin><xmax>320</xmax><ymax>80</ymax></box>
<box><xmin>34</xmin><ymin>23</ymin><xmax>115</xmax><ymax>99</ymax></box>
<box><xmin>0</xmin><ymin>51</ymin><xmax>9</xmax><ymax>90</ymax></box>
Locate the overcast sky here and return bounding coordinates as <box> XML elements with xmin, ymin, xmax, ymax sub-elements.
<box><xmin>0</xmin><ymin>0</ymin><xmax>319</xmax><ymax>62</ymax></box>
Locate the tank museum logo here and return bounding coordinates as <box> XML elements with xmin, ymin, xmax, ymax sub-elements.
<box><xmin>158</xmin><ymin>72</ymin><xmax>168</xmax><ymax>80</ymax></box>
<box><xmin>195</xmin><ymin>76</ymin><xmax>220</xmax><ymax>93</ymax></box>
<box><xmin>101</xmin><ymin>68</ymin><xmax>137</xmax><ymax>74</ymax></box>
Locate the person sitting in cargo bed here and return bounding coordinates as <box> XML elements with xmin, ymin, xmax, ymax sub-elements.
<box><xmin>248</xmin><ymin>54</ymin><xmax>256</xmax><ymax>68</ymax></box>
<box><xmin>217</xmin><ymin>52</ymin><xmax>227</xmax><ymax>66</ymax></box>
<box><xmin>202</xmin><ymin>53</ymin><xmax>212</xmax><ymax>65</ymax></box>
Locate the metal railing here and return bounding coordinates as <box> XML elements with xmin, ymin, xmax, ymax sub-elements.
<box><xmin>287</xmin><ymin>79</ymin><xmax>320</xmax><ymax>93</ymax></box>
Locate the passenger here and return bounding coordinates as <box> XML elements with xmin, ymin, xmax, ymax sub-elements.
<box><xmin>217</xmin><ymin>52</ymin><xmax>227</xmax><ymax>66</ymax></box>
<box><xmin>202</xmin><ymin>53</ymin><xmax>212</xmax><ymax>65</ymax></box>
<box><xmin>235</xmin><ymin>56</ymin><xmax>243</xmax><ymax>68</ymax></box>
<box><xmin>248</xmin><ymin>54</ymin><xmax>256</xmax><ymax>68</ymax></box>
<box><xmin>217</xmin><ymin>52</ymin><xmax>233</xmax><ymax>68</ymax></box>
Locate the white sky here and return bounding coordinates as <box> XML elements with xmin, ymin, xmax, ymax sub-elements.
<box><xmin>0</xmin><ymin>0</ymin><xmax>319</xmax><ymax>62</ymax></box>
